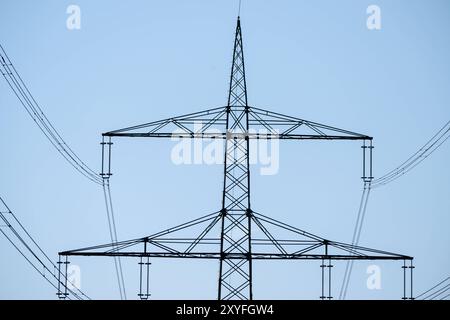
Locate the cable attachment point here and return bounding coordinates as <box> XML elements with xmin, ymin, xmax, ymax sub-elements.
<box><xmin>101</xmin><ymin>136</ymin><xmax>113</xmax><ymax>179</ymax></box>
<box><xmin>362</xmin><ymin>139</ymin><xmax>374</xmax><ymax>183</ymax></box>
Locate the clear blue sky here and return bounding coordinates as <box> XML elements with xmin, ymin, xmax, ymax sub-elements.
<box><xmin>0</xmin><ymin>0</ymin><xmax>449</xmax><ymax>299</ymax></box>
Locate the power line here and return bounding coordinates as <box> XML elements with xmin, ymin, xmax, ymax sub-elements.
<box><xmin>102</xmin><ymin>180</ymin><xmax>127</xmax><ymax>299</ymax></box>
<box><xmin>0</xmin><ymin>43</ymin><xmax>126</xmax><ymax>299</ymax></box>
<box><xmin>0</xmin><ymin>43</ymin><xmax>103</xmax><ymax>185</ymax></box>
<box><xmin>372</xmin><ymin>120</ymin><xmax>450</xmax><ymax>188</ymax></box>
<box><xmin>0</xmin><ymin>227</ymin><xmax>68</xmax><ymax>297</ymax></box>
<box><xmin>425</xmin><ymin>283</ymin><xmax>450</xmax><ymax>300</ymax></box>
<box><xmin>339</xmin><ymin>182</ymin><xmax>371</xmax><ymax>300</ymax></box>
<box><xmin>440</xmin><ymin>292</ymin><xmax>450</xmax><ymax>300</ymax></box>
<box><xmin>416</xmin><ymin>276</ymin><xmax>449</xmax><ymax>299</ymax></box>
<box><xmin>340</xmin><ymin>122</ymin><xmax>449</xmax><ymax>298</ymax></box>
<box><xmin>416</xmin><ymin>276</ymin><xmax>450</xmax><ymax>300</ymax></box>
<box><xmin>0</xmin><ymin>195</ymin><xmax>90</xmax><ymax>300</ymax></box>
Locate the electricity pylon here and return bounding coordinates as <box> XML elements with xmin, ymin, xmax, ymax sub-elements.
<box><xmin>59</xmin><ymin>17</ymin><xmax>413</xmax><ymax>300</ymax></box>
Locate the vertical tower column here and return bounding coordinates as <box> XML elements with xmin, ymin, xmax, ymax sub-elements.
<box><xmin>218</xmin><ymin>17</ymin><xmax>253</xmax><ymax>300</ymax></box>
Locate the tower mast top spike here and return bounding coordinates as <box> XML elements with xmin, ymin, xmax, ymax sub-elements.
<box><xmin>227</xmin><ymin>13</ymin><xmax>247</xmax><ymax>107</ymax></box>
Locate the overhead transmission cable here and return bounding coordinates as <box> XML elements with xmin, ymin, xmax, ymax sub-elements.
<box><xmin>440</xmin><ymin>292</ymin><xmax>450</xmax><ymax>300</ymax></box>
<box><xmin>339</xmin><ymin>181</ymin><xmax>371</xmax><ymax>300</ymax></box>
<box><xmin>426</xmin><ymin>283</ymin><xmax>450</xmax><ymax>300</ymax></box>
<box><xmin>102</xmin><ymin>180</ymin><xmax>127</xmax><ymax>299</ymax></box>
<box><xmin>339</xmin><ymin>121</ymin><xmax>450</xmax><ymax>299</ymax></box>
<box><xmin>0</xmin><ymin>195</ymin><xmax>90</xmax><ymax>300</ymax></box>
<box><xmin>341</xmin><ymin>120</ymin><xmax>450</xmax><ymax>299</ymax></box>
<box><xmin>0</xmin><ymin>43</ymin><xmax>126</xmax><ymax>299</ymax></box>
<box><xmin>416</xmin><ymin>277</ymin><xmax>450</xmax><ymax>300</ymax></box>
<box><xmin>371</xmin><ymin>120</ymin><xmax>450</xmax><ymax>188</ymax></box>
<box><xmin>0</xmin><ymin>44</ymin><xmax>102</xmax><ymax>185</ymax></box>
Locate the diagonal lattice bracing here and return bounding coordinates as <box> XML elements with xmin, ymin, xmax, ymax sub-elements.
<box><xmin>61</xmin><ymin>209</ymin><xmax>410</xmax><ymax>261</ymax></box>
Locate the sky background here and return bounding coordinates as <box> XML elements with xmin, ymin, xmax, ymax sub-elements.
<box><xmin>0</xmin><ymin>0</ymin><xmax>449</xmax><ymax>299</ymax></box>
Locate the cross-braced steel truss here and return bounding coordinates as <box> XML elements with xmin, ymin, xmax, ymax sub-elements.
<box><xmin>59</xmin><ymin>17</ymin><xmax>413</xmax><ymax>300</ymax></box>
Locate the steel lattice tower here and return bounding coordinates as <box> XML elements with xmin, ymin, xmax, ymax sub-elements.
<box><xmin>58</xmin><ymin>17</ymin><xmax>414</xmax><ymax>300</ymax></box>
<box><xmin>219</xmin><ymin>18</ymin><xmax>253</xmax><ymax>300</ymax></box>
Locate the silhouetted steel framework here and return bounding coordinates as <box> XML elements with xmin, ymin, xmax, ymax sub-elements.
<box><xmin>59</xmin><ymin>17</ymin><xmax>414</xmax><ymax>300</ymax></box>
